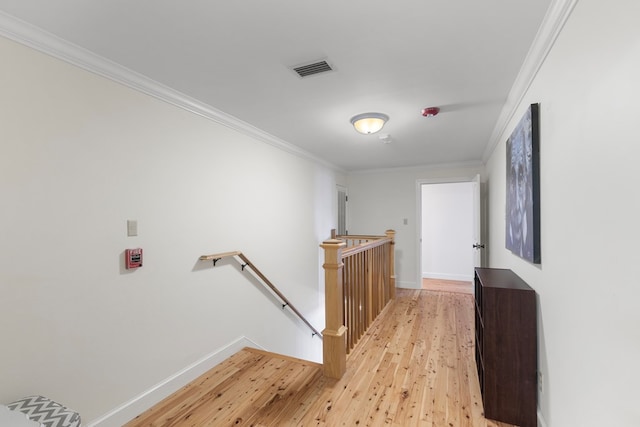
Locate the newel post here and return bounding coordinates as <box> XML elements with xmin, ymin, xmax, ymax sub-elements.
<box><xmin>321</xmin><ymin>238</ymin><xmax>347</xmax><ymax>379</ymax></box>
<box><xmin>385</xmin><ymin>229</ymin><xmax>396</xmax><ymax>300</ymax></box>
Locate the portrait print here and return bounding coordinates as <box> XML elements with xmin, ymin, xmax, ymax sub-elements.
<box><xmin>506</xmin><ymin>104</ymin><xmax>540</xmax><ymax>263</ymax></box>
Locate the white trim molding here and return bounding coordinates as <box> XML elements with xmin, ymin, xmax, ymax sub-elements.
<box><xmin>0</xmin><ymin>11</ymin><xmax>341</xmax><ymax>173</ymax></box>
<box><xmin>350</xmin><ymin>160</ymin><xmax>484</xmax><ymax>176</ymax></box>
<box><xmin>538</xmin><ymin>409</ymin><xmax>549</xmax><ymax>427</ymax></box>
<box><xmin>395</xmin><ymin>280</ymin><xmax>419</xmax><ymax>289</ymax></box>
<box><xmin>84</xmin><ymin>336</ymin><xmax>262</xmax><ymax>427</ymax></box>
<box><xmin>483</xmin><ymin>0</ymin><xmax>580</xmax><ymax>162</ymax></box>
<box><xmin>422</xmin><ymin>272</ymin><xmax>474</xmax><ymax>282</ymax></box>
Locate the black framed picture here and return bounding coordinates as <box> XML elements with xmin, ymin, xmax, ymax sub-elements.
<box><xmin>505</xmin><ymin>103</ymin><xmax>540</xmax><ymax>263</ymax></box>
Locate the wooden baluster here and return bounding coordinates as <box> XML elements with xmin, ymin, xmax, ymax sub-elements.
<box><xmin>379</xmin><ymin>245</ymin><xmax>385</xmax><ymax>304</ymax></box>
<box><xmin>321</xmin><ymin>238</ymin><xmax>347</xmax><ymax>379</ymax></box>
<box><xmin>375</xmin><ymin>245</ymin><xmax>381</xmax><ymax>313</ymax></box>
<box><xmin>355</xmin><ymin>255</ymin><xmax>360</xmax><ymax>347</ymax></box>
<box><xmin>361</xmin><ymin>250</ymin><xmax>368</xmax><ymax>328</ymax></box>
<box><xmin>352</xmin><ymin>257</ymin><xmax>357</xmax><ymax>351</ymax></box>
<box><xmin>371</xmin><ymin>246</ymin><xmax>384</xmax><ymax>319</ymax></box>
<box><xmin>380</xmin><ymin>246</ymin><xmax>386</xmax><ymax>307</ymax></box>
<box><xmin>360</xmin><ymin>252</ymin><xmax>365</xmax><ymax>340</ymax></box>
<box><xmin>360</xmin><ymin>251</ymin><xmax>366</xmax><ymax>340</ymax></box>
<box><xmin>376</xmin><ymin>246</ymin><xmax>382</xmax><ymax>307</ymax></box>
<box><xmin>386</xmin><ymin>229</ymin><xmax>396</xmax><ymax>300</ymax></box>
<box><xmin>355</xmin><ymin>252</ymin><xmax>366</xmax><ymax>337</ymax></box>
<box><xmin>384</xmin><ymin>243</ymin><xmax>390</xmax><ymax>303</ymax></box>
<box><xmin>343</xmin><ymin>256</ymin><xmax>349</xmax><ymax>352</ymax></box>
<box><xmin>353</xmin><ymin>252</ymin><xmax>359</xmax><ymax>342</ymax></box>
<box><xmin>347</xmin><ymin>256</ymin><xmax>354</xmax><ymax>351</ymax></box>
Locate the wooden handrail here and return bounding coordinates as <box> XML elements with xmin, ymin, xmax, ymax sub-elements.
<box><xmin>331</xmin><ymin>233</ymin><xmax>383</xmax><ymax>248</ymax></box>
<box><xmin>336</xmin><ymin>234</ymin><xmax>386</xmax><ymax>240</ymax></box>
<box><xmin>200</xmin><ymin>251</ymin><xmax>242</xmax><ymax>260</ymax></box>
<box><xmin>199</xmin><ymin>251</ymin><xmax>322</xmax><ymax>339</ymax></box>
<box><xmin>341</xmin><ymin>236</ymin><xmax>390</xmax><ymax>257</ymax></box>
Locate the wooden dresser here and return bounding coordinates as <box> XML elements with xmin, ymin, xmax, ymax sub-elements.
<box><xmin>474</xmin><ymin>267</ymin><xmax>537</xmax><ymax>427</ymax></box>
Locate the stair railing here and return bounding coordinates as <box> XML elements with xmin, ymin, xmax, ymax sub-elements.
<box><xmin>199</xmin><ymin>251</ymin><xmax>322</xmax><ymax>339</ymax></box>
<box><xmin>321</xmin><ymin>229</ymin><xmax>396</xmax><ymax>379</ymax></box>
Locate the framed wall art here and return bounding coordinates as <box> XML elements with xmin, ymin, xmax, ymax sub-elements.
<box><xmin>505</xmin><ymin>103</ymin><xmax>540</xmax><ymax>264</ymax></box>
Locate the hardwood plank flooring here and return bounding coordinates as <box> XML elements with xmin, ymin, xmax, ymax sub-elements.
<box><xmin>125</xmin><ymin>290</ymin><xmax>514</xmax><ymax>427</ymax></box>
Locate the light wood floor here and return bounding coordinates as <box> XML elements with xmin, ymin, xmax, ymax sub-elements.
<box><xmin>422</xmin><ymin>278</ymin><xmax>473</xmax><ymax>294</ymax></box>
<box><xmin>125</xmin><ymin>290</ymin><xmax>513</xmax><ymax>426</ymax></box>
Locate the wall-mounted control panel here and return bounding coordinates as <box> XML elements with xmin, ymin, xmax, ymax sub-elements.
<box><xmin>125</xmin><ymin>248</ymin><xmax>143</xmax><ymax>269</ymax></box>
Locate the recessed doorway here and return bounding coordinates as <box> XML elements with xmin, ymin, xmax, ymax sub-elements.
<box><xmin>418</xmin><ymin>177</ymin><xmax>482</xmax><ymax>293</ymax></box>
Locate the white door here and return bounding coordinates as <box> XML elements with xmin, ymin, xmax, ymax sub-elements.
<box><xmin>472</xmin><ymin>174</ymin><xmax>485</xmax><ymax>267</ymax></box>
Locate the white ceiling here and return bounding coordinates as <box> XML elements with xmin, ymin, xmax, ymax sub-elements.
<box><xmin>0</xmin><ymin>0</ymin><xmax>554</xmax><ymax>171</ymax></box>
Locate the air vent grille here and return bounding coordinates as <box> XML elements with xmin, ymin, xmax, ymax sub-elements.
<box><xmin>292</xmin><ymin>60</ymin><xmax>333</xmax><ymax>78</ymax></box>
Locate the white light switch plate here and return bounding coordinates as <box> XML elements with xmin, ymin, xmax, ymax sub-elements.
<box><xmin>127</xmin><ymin>220</ymin><xmax>138</xmax><ymax>237</ymax></box>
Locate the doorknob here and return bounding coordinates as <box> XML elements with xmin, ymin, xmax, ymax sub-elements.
<box><xmin>473</xmin><ymin>243</ymin><xmax>485</xmax><ymax>249</ymax></box>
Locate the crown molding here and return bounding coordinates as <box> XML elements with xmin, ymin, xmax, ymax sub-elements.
<box><xmin>482</xmin><ymin>0</ymin><xmax>579</xmax><ymax>162</ymax></box>
<box><xmin>349</xmin><ymin>160</ymin><xmax>484</xmax><ymax>176</ymax></box>
<box><xmin>0</xmin><ymin>11</ymin><xmax>343</xmax><ymax>172</ymax></box>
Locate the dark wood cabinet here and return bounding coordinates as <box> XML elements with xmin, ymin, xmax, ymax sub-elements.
<box><xmin>474</xmin><ymin>267</ymin><xmax>537</xmax><ymax>427</ymax></box>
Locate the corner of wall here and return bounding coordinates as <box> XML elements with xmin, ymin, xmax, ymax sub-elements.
<box><xmin>85</xmin><ymin>337</ymin><xmax>261</xmax><ymax>427</ymax></box>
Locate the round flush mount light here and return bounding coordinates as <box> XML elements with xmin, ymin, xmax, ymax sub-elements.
<box><xmin>421</xmin><ymin>107</ymin><xmax>440</xmax><ymax>117</ymax></box>
<box><xmin>350</xmin><ymin>112</ymin><xmax>389</xmax><ymax>134</ymax></box>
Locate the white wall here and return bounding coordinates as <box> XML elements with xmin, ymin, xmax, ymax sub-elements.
<box><xmin>347</xmin><ymin>164</ymin><xmax>482</xmax><ymax>288</ymax></box>
<box><xmin>0</xmin><ymin>35</ymin><xmax>342</xmax><ymax>424</ymax></box>
<box><xmin>484</xmin><ymin>1</ymin><xmax>640</xmax><ymax>426</ymax></box>
<box><xmin>421</xmin><ymin>182</ymin><xmax>474</xmax><ymax>281</ymax></box>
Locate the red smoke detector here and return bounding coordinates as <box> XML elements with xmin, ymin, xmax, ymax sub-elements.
<box><xmin>421</xmin><ymin>107</ymin><xmax>440</xmax><ymax>117</ymax></box>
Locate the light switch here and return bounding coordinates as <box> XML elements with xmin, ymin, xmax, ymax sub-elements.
<box><xmin>403</xmin><ymin>218</ymin><xmax>408</xmax><ymax>225</ymax></box>
<box><xmin>127</xmin><ymin>220</ymin><xmax>138</xmax><ymax>237</ymax></box>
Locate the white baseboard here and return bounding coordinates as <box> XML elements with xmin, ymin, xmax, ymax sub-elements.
<box><xmin>396</xmin><ymin>280</ymin><xmax>419</xmax><ymax>289</ymax></box>
<box><xmin>538</xmin><ymin>409</ymin><xmax>549</xmax><ymax>427</ymax></box>
<box><xmin>422</xmin><ymin>272</ymin><xmax>473</xmax><ymax>282</ymax></box>
<box><xmin>85</xmin><ymin>336</ymin><xmax>261</xmax><ymax>427</ymax></box>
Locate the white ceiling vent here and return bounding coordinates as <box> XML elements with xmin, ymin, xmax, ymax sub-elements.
<box><xmin>292</xmin><ymin>60</ymin><xmax>333</xmax><ymax>78</ymax></box>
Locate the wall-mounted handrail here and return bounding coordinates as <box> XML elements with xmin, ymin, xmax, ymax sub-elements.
<box><xmin>199</xmin><ymin>251</ymin><xmax>322</xmax><ymax>339</ymax></box>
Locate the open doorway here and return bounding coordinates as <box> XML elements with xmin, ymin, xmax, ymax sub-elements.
<box><xmin>337</xmin><ymin>185</ymin><xmax>348</xmax><ymax>236</ymax></box>
<box><xmin>419</xmin><ymin>179</ymin><xmax>479</xmax><ymax>293</ymax></box>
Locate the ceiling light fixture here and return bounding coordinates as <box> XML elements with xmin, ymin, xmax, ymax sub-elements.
<box><xmin>421</xmin><ymin>107</ymin><xmax>440</xmax><ymax>117</ymax></box>
<box><xmin>350</xmin><ymin>112</ymin><xmax>389</xmax><ymax>134</ymax></box>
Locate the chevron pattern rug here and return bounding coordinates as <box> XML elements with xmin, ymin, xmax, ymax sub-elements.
<box><xmin>7</xmin><ymin>396</ymin><xmax>81</xmax><ymax>427</ymax></box>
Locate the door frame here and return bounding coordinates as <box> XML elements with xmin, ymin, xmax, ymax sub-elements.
<box><xmin>415</xmin><ymin>175</ymin><xmax>483</xmax><ymax>289</ymax></box>
<box><xmin>337</xmin><ymin>184</ymin><xmax>348</xmax><ymax>236</ymax></box>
